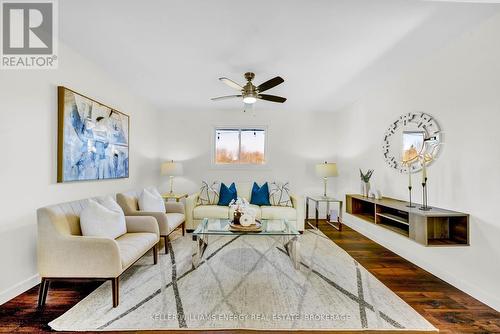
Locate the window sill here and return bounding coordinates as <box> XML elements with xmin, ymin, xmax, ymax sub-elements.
<box><xmin>209</xmin><ymin>163</ymin><xmax>272</xmax><ymax>171</ymax></box>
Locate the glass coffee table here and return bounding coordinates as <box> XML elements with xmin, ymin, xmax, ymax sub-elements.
<box><xmin>192</xmin><ymin>218</ymin><xmax>301</xmax><ymax>269</ymax></box>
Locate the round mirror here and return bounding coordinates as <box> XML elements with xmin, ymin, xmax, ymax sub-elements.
<box><xmin>382</xmin><ymin>112</ymin><xmax>442</xmax><ymax>173</ymax></box>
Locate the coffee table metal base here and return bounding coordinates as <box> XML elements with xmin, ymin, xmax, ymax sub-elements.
<box><xmin>192</xmin><ymin>234</ymin><xmax>300</xmax><ymax>270</ymax></box>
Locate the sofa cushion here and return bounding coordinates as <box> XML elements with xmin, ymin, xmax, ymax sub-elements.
<box><xmin>80</xmin><ymin>200</ymin><xmax>127</xmax><ymax>239</ymax></box>
<box><xmin>115</xmin><ymin>232</ymin><xmax>158</xmax><ymax>268</ymax></box>
<box><xmin>218</xmin><ymin>182</ymin><xmax>237</xmax><ymax>206</ymax></box>
<box><xmin>194</xmin><ymin>205</ymin><xmax>229</xmax><ymax>219</ymax></box>
<box><xmin>261</xmin><ymin>206</ymin><xmax>297</xmax><ymax>221</ymax></box>
<box><xmin>250</xmin><ymin>182</ymin><xmax>271</xmax><ymax>206</ymax></box>
<box><xmin>166</xmin><ymin>213</ymin><xmax>185</xmax><ymax>231</ymax></box>
<box><xmin>229</xmin><ymin>204</ymin><xmax>262</xmax><ymax>220</ymax></box>
<box><xmin>139</xmin><ymin>189</ymin><xmax>166</xmax><ymax>212</ymax></box>
<box><xmin>269</xmin><ymin>182</ymin><xmax>293</xmax><ymax>207</ymax></box>
<box><xmin>197</xmin><ymin>181</ymin><xmax>220</xmax><ymax>205</ymax></box>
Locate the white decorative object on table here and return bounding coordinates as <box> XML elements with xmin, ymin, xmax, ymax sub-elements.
<box><xmin>240</xmin><ymin>214</ymin><xmax>254</xmax><ymax>227</ymax></box>
<box><xmin>359</xmin><ymin>169</ymin><xmax>374</xmax><ymax>197</ymax></box>
<box><xmin>361</xmin><ymin>182</ymin><xmax>371</xmax><ymax>197</ymax></box>
<box><xmin>368</xmin><ymin>189</ymin><xmax>382</xmax><ymax>200</ymax></box>
<box><xmin>229</xmin><ymin>197</ymin><xmax>250</xmax><ymax>212</ymax></box>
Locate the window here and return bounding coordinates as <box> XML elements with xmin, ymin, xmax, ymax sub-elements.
<box><xmin>215</xmin><ymin>128</ymin><xmax>266</xmax><ymax>165</ymax></box>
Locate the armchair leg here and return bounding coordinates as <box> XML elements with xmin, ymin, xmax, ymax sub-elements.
<box><xmin>163</xmin><ymin>236</ymin><xmax>169</xmax><ymax>254</ymax></box>
<box><xmin>37</xmin><ymin>278</ymin><xmax>49</xmax><ymax>308</ymax></box>
<box><xmin>182</xmin><ymin>222</ymin><xmax>185</xmax><ymax>236</ymax></box>
<box><xmin>153</xmin><ymin>244</ymin><xmax>158</xmax><ymax>264</ymax></box>
<box><xmin>112</xmin><ymin>277</ymin><xmax>119</xmax><ymax>307</ymax></box>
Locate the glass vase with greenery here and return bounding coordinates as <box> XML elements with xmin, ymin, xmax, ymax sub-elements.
<box><xmin>359</xmin><ymin>169</ymin><xmax>374</xmax><ymax>197</ymax></box>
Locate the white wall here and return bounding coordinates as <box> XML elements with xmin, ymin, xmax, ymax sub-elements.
<box><xmin>157</xmin><ymin>108</ymin><xmax>338</xmax><ymax>209</ymax></box>
<box><xmin>332</xmin><ymin>12</ymin><xmax>500</xmax><ymax>311</ymax></box>
<box><xmin>0</xmin><ymin>44</ymin><xmax>161</xmax><ymax>304</ymax></box>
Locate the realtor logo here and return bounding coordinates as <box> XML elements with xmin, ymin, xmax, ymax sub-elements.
<box><xmin>1</xmin><ymin>0</ymin><xmax>58</xmax><ymax>69</ymax></box>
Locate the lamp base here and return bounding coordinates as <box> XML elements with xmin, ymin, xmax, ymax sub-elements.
<box><xmin>323</xmin><ymin>177</ymin><xmax>328</xmax><ymax>197</ymax></box>
<box><xmin>169</xmin><ymin>176</ymin><xmax>174</xmax><ymax>194</ymax></box>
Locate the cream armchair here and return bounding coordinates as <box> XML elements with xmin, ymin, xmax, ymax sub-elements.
<box><xmin>117</xmin><ymin>187</ymin><xmax>185</xmax><ymax>254</ymax></box>
<box><xmin>37</xmin><ymin>197</ymin><xmax>159</xmax><ymax>308</ymax></box>
<box><xmin>185</xmin><ymin>182</ymin><xmax>304</xmax><ymax>231</ymax></box>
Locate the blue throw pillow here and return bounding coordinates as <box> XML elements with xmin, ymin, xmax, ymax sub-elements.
<box><xmin>218</xmin><ymin>182</ymin><xmax>237</xmax><ymax>206</ymax></box>
<box><xmin>250</xmin><ymin>182</ymin><xmax>271</xmax><ymax>206</ymax></box>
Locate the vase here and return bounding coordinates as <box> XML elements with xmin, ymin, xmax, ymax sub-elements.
<box><xmin>361</xmin><ymin>182</ymin><xmax>370</xmax><ymax>197</ymax></box>
<box><xmin>233</xmin><ymin>210</ymin><xmax>242</xmax><ymax>224</ymax></box>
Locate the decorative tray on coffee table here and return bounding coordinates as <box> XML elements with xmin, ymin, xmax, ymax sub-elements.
<box><xmin>229</xmin><ymin>220</ymin><xmax>263</xmax><ymax>232</ymax></box>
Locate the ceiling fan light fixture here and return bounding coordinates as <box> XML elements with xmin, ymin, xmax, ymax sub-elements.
<box><xmin>212</xmin><ymin>73</ymin><xmax>286</xmax><ymax>106</ymax></box>
<box><xmin>243</xmin><ymin>96</ymin><xmax>257</xmax><ymax>104</ymax></box>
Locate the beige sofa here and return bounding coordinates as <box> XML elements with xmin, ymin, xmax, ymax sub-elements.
<box><xmin>37</xmin><ymin>196</ymin><xmax>159</xmax><ymax>308</ymax></box>
<box><xmin>117</xmin><ymin>187</ymin><xmax>185</xmax><ymax>254</ymax></box>
<box><xmin>186</xmin><ymin>182</ymin><xmax>304</xmax><ymax>231</ymax></box>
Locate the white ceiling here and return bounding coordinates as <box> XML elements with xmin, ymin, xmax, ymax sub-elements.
<box><xmin>60</xmin><ymin>0</ymin><xmax>499</xmax><ymax>113</ymax></box>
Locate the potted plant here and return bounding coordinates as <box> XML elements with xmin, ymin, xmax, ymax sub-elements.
<box><xmin>360</xmin><ymin>169</ymin><xmax>374</xmax><ymax>197</ymax></box>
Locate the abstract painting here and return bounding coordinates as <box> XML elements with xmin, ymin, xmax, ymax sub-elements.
<box><xmin>57</xmin><ymin>87</ymin><xmax>129</xmax><ymax>182</ymax></box>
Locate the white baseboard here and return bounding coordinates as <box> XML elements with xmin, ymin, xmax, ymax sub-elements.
<box><xmin>0</xmin><ymin>274</ymin><xmax>40</xmax><ymax>305</ymax></box>
<box><xmin>342</xmin><ymin>216</ymin><xmax>500</xmax><ymax>312</ymax></box>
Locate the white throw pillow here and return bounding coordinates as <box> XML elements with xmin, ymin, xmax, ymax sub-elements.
<box><xmin>80</xmin><ymin>199</ymin><xmax>127</xmax><ymax>239</ymax></box>
<box><xmin>96</xmin><ymin>195</ymin><xmax>125</xmax><ymax>214</ymax></box>
<box><xmin>139</xmin><ymin>189</ymin><xmax>166</xmax><ymax>212</ymax></box>
<box><xmin>148</xmin><ymin>187</ymin><xmax>163</xmax><ymax>198</ymax></box>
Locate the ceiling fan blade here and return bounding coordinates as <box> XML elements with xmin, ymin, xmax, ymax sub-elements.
<box><xmin>211</xmin><ymin>95</ymin><xmax>242</xmax><ymax>101</ymax></box>
<box><xmin>219</xmin><ymin>77</ymin><xmax>243</xmax><ymax>90</ymax></box>
<box><xmin>258</xmin><ymin>94</ymin><xmax>287</xmax><ymax>103</ymax></box>
<box><xmin>256</xmin><ymin>76</ymin><xmax>284</xmax><ymax>93</ymax></box>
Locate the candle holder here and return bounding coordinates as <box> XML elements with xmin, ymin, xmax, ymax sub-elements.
<box><xmin>406</xmin><ymin>185</ymin><xmax>416</xmax><ymax>208</ymax></box>
<box><xmin>419</xmin><ymin>178</ymin><xmax>432</xmax><ymax>211</ymax></box>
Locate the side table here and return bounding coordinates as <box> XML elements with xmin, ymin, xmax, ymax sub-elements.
<box><xmin>305</xmin><ymin>196</ymin><xmax>343</xmax><ymax>231</ymax></box>
<box><xmin>162</xmin><ymin>193</ymin><xmax>188</xmax><ymax>202</ymax></box>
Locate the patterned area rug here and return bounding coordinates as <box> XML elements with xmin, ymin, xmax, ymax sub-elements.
<box><xmin>49</xmin><ymin>230</ymin><xmax>437</xmax><ymax>331</ymax></box>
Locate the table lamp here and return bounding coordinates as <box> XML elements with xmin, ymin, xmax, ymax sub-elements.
<box><xmin>161</xmin><ymin>160</ymin><xmax>183</xmax><ymax>194</ymax></box>
<box><xmin>315</xmin><ymin>162</ymin><xmax>338</xmax><ymax>197</ymax></box>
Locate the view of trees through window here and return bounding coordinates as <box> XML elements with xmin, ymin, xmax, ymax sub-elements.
<box><xmin>215</xmin><ymin>128</ymin><xmax>266</xmax><ymax>164</ymax></box>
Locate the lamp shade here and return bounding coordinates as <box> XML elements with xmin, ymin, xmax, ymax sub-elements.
<box><xmin>315</xmin><ymin>162</ymin><xmax>338</xmax><ymax>177</ymax></box>
<box><xmin>161</xmin><ymin>161</ymin><xmax>183</xmax><ymax>176</ymax></box>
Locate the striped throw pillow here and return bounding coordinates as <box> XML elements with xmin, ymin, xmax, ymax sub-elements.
<box><xmin>197</xmin><ymin>181</ymin><xmax>221</xmax><ymax>205</ymax></box>
<box><xmin>269</xmin><ymin>182</ymin><xmax>293</xmax><ymax>207</ymax></box>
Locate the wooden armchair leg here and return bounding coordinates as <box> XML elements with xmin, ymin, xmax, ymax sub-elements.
<box><xmin>163</xmin><ymin>236</ymin><xmax>169</xmax><ymax>254</ymax></box>
<box><xmin>182</xmin><ymin>222</ymin><xmax>185</xmax><ymax>236</ymax></box>
<box><xmin>153</xmin><ymin>244</ymin><xmax>158</xmax><ymax>264</ymax></box>
<box><xmin>37</xmin><ymin>278</ymin><xmax>49</xmax><ymax>308</ymax></box>
<box><xmin>112</xmin><ymin>277</ymin><xmax>119</xmax><ymax>308</ymax></box>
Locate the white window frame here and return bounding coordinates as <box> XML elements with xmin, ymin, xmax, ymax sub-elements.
<box><xmin>212</xmin><ymin>126</ymin><xmax>269</xmax><ymax>169</ymax></box>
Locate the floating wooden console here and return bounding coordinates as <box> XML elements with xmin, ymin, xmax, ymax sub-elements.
<box><xmin>346</xmin><ymin>194</ymin><xmax>469</xmax><ymax>246</ymax></box>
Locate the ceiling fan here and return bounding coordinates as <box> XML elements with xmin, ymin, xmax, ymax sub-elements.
<box><xmin>211</xmin><ymin>72</ymin><xmax>287</xmax><ymax>106</ymax></box>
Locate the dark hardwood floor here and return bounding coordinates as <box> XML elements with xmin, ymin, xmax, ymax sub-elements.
<box><xmin>0</xmin><ymin>221</ymin><xmax>498</xmax><ymax>333</ymax></box>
